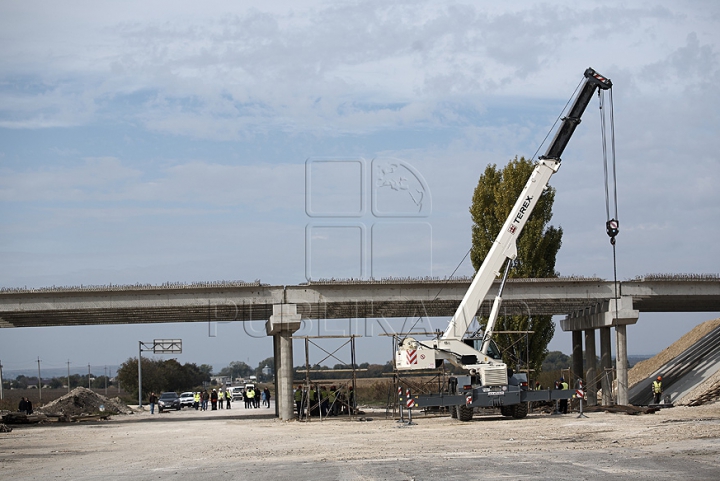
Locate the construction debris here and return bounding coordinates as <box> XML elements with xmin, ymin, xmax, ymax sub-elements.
<box><xmin>36</xmin><ymin>387</ymin><xmax>133</xmax><ymax>417</ymax></box>
<box><xmin>0</xmin><ymin>423</ymin><xmax>12</xmax><ymax>432</ymax></box>
<box><xmin>584</xmin><ymin>404</ymin><xmax>660</xmax><ymax>415</ymax></box>
<box><xmin>1</xmin><ymin>412</ymin><xmax>49</xmax><ymax>424</ymax></box>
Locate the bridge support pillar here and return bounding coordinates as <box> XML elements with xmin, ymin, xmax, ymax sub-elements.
<box><xmin>616</xmin><ymin>324</ymin><xmax>629</xmax><ymax>405</ymax></box>
<box><xmin>584</xmin><ymin>329</ymin><xmax>597</xmax><ymax>406</ymax></box>
<box><xmin>600</xmin><ymin>327</ymin><xmax>613</xmax><ymax>405</ymax></box>
<box><xmin>572</xmin><ymin>330</ymin><xmax>584</xmax><ymax>385</ymax></box>
<box><xmin>266</xmin><ymin>304</ymin><xmax>301</xmax><ymax>421</ymax></box>
<box><xmin>561</xmin><ymin>296</ymin><xmax>639</xmax><ymax>406</ymax></box>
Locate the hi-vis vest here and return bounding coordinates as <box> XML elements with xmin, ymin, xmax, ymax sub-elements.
<box><xmin>194</xmin><ymin>393</ymin><xmax>200</xmax><ymax>402</ymax></box>
<box><xmin>653</xmin><ymin>380</ymin><xmax>662</xmax><ymax>393</ymax></box>
<box><xmin>295</xmin><ymin>389</ymin><xmax>303</xmax><ymax>402</ymax></box>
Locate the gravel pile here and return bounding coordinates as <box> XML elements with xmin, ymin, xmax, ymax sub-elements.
<box><xmin>37</xmin><ymin>387</ymin><xmax>134</xmax><ymax>416</ymax></box>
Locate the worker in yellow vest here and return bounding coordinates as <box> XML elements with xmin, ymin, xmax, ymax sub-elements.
<box><xmin>320</xmin><ymin>385</ymin><xmax>329</xmax><ymax>416</ymax></box>
<box><xmin>652</xmin><ymin>376</ymin><xmax>663</xmax><ymax>404</ymax></box>
<box><xmin>193</xmin><ymin>392</ymin><xmax>200</xmax><ymax>410</ymax></box>
<box><xmin>294</xmin><ymin>386</ymin><xmax>305</xmax><ymax>419</ymax></box>
<box><xmin>558</xmin><ymin>377</ymin><xmax>569</xmax><ymax>414</ymax></box>
<box><xmin>246</xmin><ymin>387</ymin><xmax>255</xmax><ymax>409</ymax></box>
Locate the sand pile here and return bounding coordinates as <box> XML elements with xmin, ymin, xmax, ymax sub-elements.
<box><xmin>37</xmin><ymin>387</ymin><xmax>133</xmax><ymax>416</ymax></box>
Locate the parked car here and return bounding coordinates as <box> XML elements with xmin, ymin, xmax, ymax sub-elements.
<box><xmin>230</xmin><ymin>386</ymin><xmax>244</xmax><ymax>402</ymax></box>
<box><xmin>179</xmin><ymin>392</ymin><xmax>194</xmax><ymax>408</ymax></box>
<box><xmin>158</xmin><ymin>392</ymin><xmax>181</xmax><ymax>412</ymax></box>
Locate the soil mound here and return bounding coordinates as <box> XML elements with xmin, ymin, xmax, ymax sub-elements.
<box><xmin>628</xmin><ymin>317</ymin><xmax>720</xmax><ymax>406</ymax></box>
<box><xmin>628</xmin><ymin>318</ymin><xmax>720</xmax><ymax>389</ymax></box>
<box><xmin>37</xmin><ymin>387</ymin><xmax>133</xmax><ymax>416</ymax></box>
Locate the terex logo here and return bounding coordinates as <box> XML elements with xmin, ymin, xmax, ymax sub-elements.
<box><xmin>513</xmin><ymin>196</ymin><xmax>533</xmax><ymax>224</ymax></box>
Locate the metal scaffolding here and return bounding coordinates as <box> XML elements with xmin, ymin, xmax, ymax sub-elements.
<box><xmin>292</xmin><ymin>335</ymin><xmax>363</xmax><ymax>422</ymax></box>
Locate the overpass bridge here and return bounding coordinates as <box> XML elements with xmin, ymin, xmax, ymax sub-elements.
<box><xmin>2</xmin><ymin>276</ymin><xmax>718</xmax><ymax>327</ymax></box>
<box><xmin>2</xmin><ymin>275</ymin><xmax>719</xmax><ymax>418</ymax></box>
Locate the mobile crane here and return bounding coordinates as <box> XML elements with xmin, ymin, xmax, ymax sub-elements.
<box><xmin>395</xmin><ymin>68</ymin><xmax>613</xmax><ymax>421</ymax></box>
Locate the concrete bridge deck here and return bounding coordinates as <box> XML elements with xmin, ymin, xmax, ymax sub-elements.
<box><xmin>2</xmin><ymin>275</ymin><xmax>719</xmax><ymax>418</ymax></box>
<box><xmin>1</xmin><ymin>276</ymin><xmax>719</xmax><ymax>328</ymax></box>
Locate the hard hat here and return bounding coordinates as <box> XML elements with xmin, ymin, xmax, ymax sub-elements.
<box><xmin>657</xmin><ymin>376</ymin><xmax>662</xmax><ymax>380</ymax></box>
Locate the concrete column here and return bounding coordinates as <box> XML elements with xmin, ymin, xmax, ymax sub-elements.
<box><xmin>273</xmin><ymin>333</ymin><xmax>280</xmax><ymax>418</ymax></box>
<box><xmin>266</xmin><ymin>304</ymin><xmax>301</xmax><ymax>421</ymax></box>
<box><xmin>584</xmin><ymin>329</ymin><xmax>597</xmax><ymax>406</ymax></box>
<box><xmin>572</xmin><ymin>330</ymin><xmax>583</xmax><ymax>385</ymax></box>
<box><xmin>615</xmin><ymin>324</ymin><xmax>629</xmax><ymax>405</ymax></box>
<box><xmin>600</xmin><ymin>327</ymin><xmax>612</xmax><ymax>405</ymax></box>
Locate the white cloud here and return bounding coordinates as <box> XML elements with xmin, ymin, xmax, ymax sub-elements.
<box><xmin>0</xmin><ymin>158</ymin><xmax>304</xmax><ymax>209</ymax></box>
<box><xmin>2</xmin><ymin>1</ymin><xmax>716</xmax><ymax>137</ymax></box>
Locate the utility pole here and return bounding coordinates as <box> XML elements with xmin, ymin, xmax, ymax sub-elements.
<box><xmin>104</xmin><ymin>366</ymin><xmax>108</xmax><ymax>396</ymax></box>
<box><xmin>37</xmin><ymin>357</ymin><xmax>42</xmax><ymax>403</ymax></box>
<box><xmin>138</xmin><ymin>341</ymin><xmax>143</xmax><ymax>408</ymax></box>
<box><xmin>88</xmin><ymin>364</ymin><xmax>91</xmax><ymax>389</ymax></box>
<box><xmin>67</xmin><ymin>360</ymin><xmax>71</xmax><ymax>393</ymax></box>
<box><xmin>0</xmin><ymin>359</ymin><xmax>4</xmax><ymax>400</ymax></box>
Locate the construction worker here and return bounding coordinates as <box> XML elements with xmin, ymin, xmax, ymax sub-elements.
<box><xmin>193</xmin><ymin>392</ymin><xmax>200</xmax><ymax>410</ymax></box>
<box><xmin>225</xmin><ymin>389</ymin><xmax>231</xmax><ymax>409</ymax></box>
<box><xmin>294</xmin><ymin>385</ymin><xmax>304</xmax><ymax>419</ymax></box>
<box><xmin>309</xmin><ymin>386</ymin><xmax>318</xmax><ymax>416</ymax></box>
<box><xmin>246</xmin><ymin>387</ymin><xmax>255</xmax><ymax>408</ymax></box>
<box><xmin>558</xmin><ymin>377</ymin><xmax>569</xmax><ymax>414</ymax></box>
<box><xmin>652</xmin><ymin>376</ymin><xmax>663</xmax><ymax>404</ymax></box>
<box><xmin>320</xmin><ymin>385</ymin><xmax>329</xmax><ymax>417</ymax></box>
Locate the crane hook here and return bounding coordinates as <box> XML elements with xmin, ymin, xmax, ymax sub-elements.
<box><xmin>606</xmin><ymin>218</ymin><xmax>619</xmax><ymax>245</ymax></box>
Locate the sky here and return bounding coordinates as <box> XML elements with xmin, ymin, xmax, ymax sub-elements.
<box><xmin>1</xmin><ymin>0</ymin><xmax>719</xmax><ymax>377</ymax></box>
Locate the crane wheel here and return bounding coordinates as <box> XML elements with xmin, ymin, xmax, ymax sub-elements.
<box><xmin>450</xmin><ymin>406</ymin><xmax>458</xmax><ymax>419</ymax></box>
<box><xmin>500</xmin><ymin>405</ymin><xmax>513</xmax><ymax>417</ymax></box>
<box><xmin>457</xmin><ymin>405</ymin><xmax>474</xmax><ymax>422</ymax></box>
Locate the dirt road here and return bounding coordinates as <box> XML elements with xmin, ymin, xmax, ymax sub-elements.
<box><xmin>2</xmin><ymin>402</ymin><xmax>719</xmax><ymax>480</ymax></box>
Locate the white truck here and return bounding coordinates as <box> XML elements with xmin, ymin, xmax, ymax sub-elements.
<box><xmin>395</xmin><ymin>68</ymin><xmax>613</xmax><ymax>421</ymax></box>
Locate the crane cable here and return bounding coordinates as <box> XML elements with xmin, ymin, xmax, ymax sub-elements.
<box><xmin>599</xmin><ymin>87</ymin><xmax>620</xmax><ymax>306</ymax></box>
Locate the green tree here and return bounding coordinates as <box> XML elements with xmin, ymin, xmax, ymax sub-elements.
<box><xmin>115</xmin><ymin>357</ymin><xmax>210</xmax><ymax>398</ymax></box>
<box><xmin>218</xmin><ymin>361</ymin><xmax>253</xmax><ymax>381</ymax></box>
<box><xmin>197</xmin><ymin>364</ymin><xmax>214</xmax><ymax>378</ymax></box>
<box><xmin>49</xmin><ymin>377</ymin><xmax>64</xmax><ymax>389</ymax></box>
<box><xmin>255</xmin><ymin>357</ymin><xmax>275</xmax><ymax>381</ymax></box>
<box><xmin>469</xmin><ymin>156</ymin><xmax>562</xmax><ymax>375</ymax></box>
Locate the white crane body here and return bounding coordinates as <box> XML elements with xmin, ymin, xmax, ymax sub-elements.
<box><xmin>394</xmin><ymin>68</ymin><xmax>613</xmax><ymax>420</ymax></box>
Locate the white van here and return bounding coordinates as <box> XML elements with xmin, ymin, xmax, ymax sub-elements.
<box><xmin>230</xmin><ymin>386</ymin><xmax>244</xmax><ymax>401</ymax></box>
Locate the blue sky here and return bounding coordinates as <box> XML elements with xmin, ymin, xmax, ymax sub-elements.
<box><xmin>1</xmin><ymin>1</ymin><xmax>719</xmax><ymax>375</ymax></box>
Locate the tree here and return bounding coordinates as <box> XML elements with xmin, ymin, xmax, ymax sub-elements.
<box><xmin>197</xmin><ymin>364</ymin><xmax>213</xmax><ymax>378</ymax></box>
<box><xmin>218</xmin><ymin>361</ymin><xmax>254</xmax><ymax>381</ymax></box>
<box><xmin>254</xmin><ymin>357</ymin><xmax>275</xmax><ymax>381</ymax></box>
<box><xmin>469</xmin><ymin>156</ymin><xmax>562</xmax><ymax>375</ymax></box>
<box><xmin>116</xmin><ymin>357</ymin><xmax>210</xmax><ymax>398</ymax></box>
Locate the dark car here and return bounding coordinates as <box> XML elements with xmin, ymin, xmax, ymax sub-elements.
<box><xmin>158</xmin><ymin>392</ymin><xmax>181</xmax><ymax>412</ymax></box>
